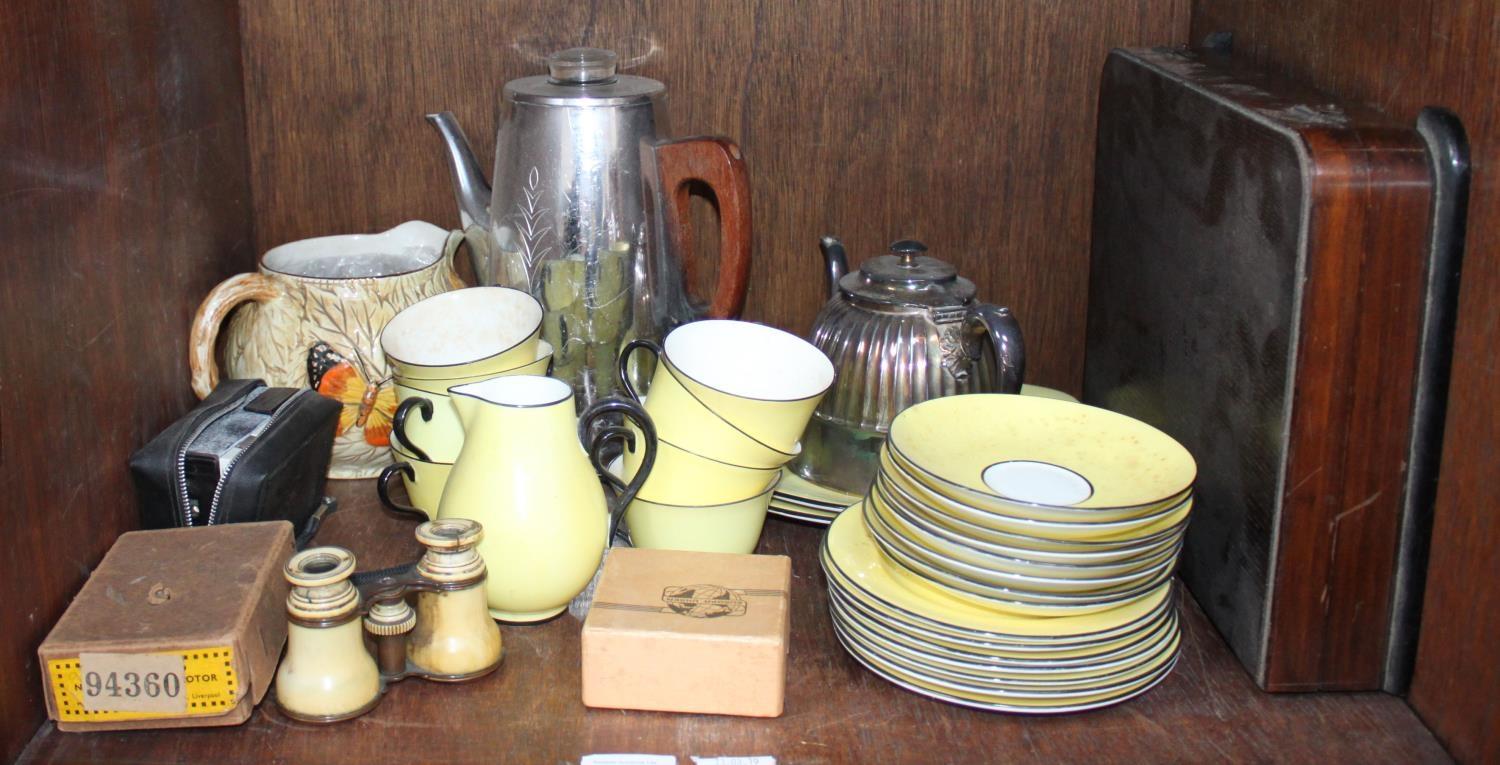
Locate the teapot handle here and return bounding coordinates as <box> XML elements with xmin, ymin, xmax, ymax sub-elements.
<box><xmin>616</xmin><ymin>338</ymin><xmax>663</xmax><ymax>403</ymax></box>
<box><xmin>968</xmin><ymin>304</ymin><xmax>1025</xmax><ymax>394</ymax></box>
<box><xmin>653</xmin><ymin>137</ymin><xmax>752</xmax><ymax>318</ymax></box>
<box><xmin>578</xmin><ymin>398</ymin><xmax>657</xmax><ymax>541</ymax></box>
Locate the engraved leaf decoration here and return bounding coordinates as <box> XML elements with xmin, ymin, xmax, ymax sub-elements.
<box><xmin>512</xmin><ymin>166</ymin><xmax>556</xmax><ymax>286</ymax></box>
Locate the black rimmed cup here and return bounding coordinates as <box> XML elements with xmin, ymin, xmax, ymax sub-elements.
<box><xmin>381</xmin><ymin>286</ymin><xmax>543</xmax><ymax>381</ymax></box>
<box><xmin>617</xmin><ymin>320</ymin><xmax>833</xmax><ymax>455</ymax></box>
<box><xmin>376</xmin><ymin>444</ymin><xmax>452</xmax><ymax>520</ymax></box>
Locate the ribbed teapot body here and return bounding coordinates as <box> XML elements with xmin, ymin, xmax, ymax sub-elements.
<box><xmin>809</xmin><ymin>298</ymin><xmax>997</xmax><ymax>435</ymax></box>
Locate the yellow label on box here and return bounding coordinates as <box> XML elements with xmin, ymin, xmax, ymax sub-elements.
<box><xmin>48</xmin><ymin>647</ymin><xmax>240</xmax><ymax>722</ymax></box>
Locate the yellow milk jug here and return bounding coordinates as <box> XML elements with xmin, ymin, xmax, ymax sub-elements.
<box><xmin>438</xmin><ymin>375</ymin><xmax>655</xmax><ymax>622</ymax></box>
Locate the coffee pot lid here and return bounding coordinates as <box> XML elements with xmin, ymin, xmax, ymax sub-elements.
<box><xmin>840</xmin><ymin>240</ymin><xmax>976</xmax><ymax>307</ymax></box>
<box><xmin>505</xmin><ymin>48</ymin><xmax>664</xmax><ymax>106</ymax></box>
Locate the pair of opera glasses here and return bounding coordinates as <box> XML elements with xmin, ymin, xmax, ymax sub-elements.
<box><xmin>274</xmin><ymin>518</ymin><xmax>502</xmax><ymax>723</ymax></box>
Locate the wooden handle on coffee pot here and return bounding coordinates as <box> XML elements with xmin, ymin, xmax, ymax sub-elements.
<box><xmin>654</xmin><ymin>137</ymin><xmax>752</xmax><ymax>318</ymax></box>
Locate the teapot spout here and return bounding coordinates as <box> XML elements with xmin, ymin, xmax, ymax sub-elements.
<box><xmin>425</xmin><ymin>111</ymin><xmax>494</xmax><ymax>231</ymax></box>
<box><xmin>819</xmin><ymin>236</ymin><xmax>848</xmax><ymax>300</ymax></box>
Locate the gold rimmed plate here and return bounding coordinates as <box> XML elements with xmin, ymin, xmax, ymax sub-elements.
<box><xmin>886</xmin><ymin>395</ymin><xmax>1196</xmax><ymax>517</ymax></box>
<box><xmin>880</xmin><ymin>451</ymin><xmax>1194</xmax><ymax>542</ymax></box>
<box><xmin>834</xmin><ymin>619</ymin><xmax>1182</xmax><ymax>699</ymax></box>
<box><xmin>824</xmin><ymin>563</ymin><xmax>1180</xmax><ymax>659</ymax></box>
<box><xmin>864</xmin><ymin>498</ymin><xmax>1180</xmax><ymax>594</ymax></box>
<box><xmin>827</xmin><ymin>583</ymin><xmax>1177</xmax><ymax>665</ymax></box>
<box><xmin>833</xmin><ymin>637</ymin><xmax>1180</xmax><ymax>714</ymax></box>
<box><xmin>831</xmin><ymin>622</ymin><xmax>1181</xmax><ymax>711</ymax></box>
<box><xmin>821</xmin><ymin>506</ymin><xmax>1175</xmax><ymax>641</ymax></box>
<box><xmin>877</xmin><ymin>467</ymin><xmax>1191</xmax><ymax>556</ymax></box>
<box><xmin>772</xmin><ymin>492</ymin><xmax>847</xmax><ymax>512</ymax></box>
<box><xmin>869</xmin><ymin>481</ymin><xmax>1183</xmax><ymax>578</ymax></box>
<box><xmin>778</xmin><ymin>467</ymin><xmax>862</xmax><ymax>507</ymax></box>
<box><xmin>833</xmin><ymin>609</ymin><xmax>1181</xmax><ymax>688</ymax></box>
<box><xmin>869</xmin><ymin>522</ymin><xmax>1178</xmax><ymax>616</ymax></box>
<box><xmin>884</xmin><ymin>443</ymin><xmax>1193</xmax><ymax>525</ymax></box>
<box><xmin>769</xmin><ymin>505</ymin><xmax>836</xmax><ymax>526</ymax></box>
<box><xmin>830</xmin><ymin>591</ymin><xmax>1180</xmax><ymax>678</ymax></box>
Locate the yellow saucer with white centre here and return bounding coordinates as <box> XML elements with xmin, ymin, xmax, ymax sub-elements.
<box><xmin>887</xmin><ymin>395</ymin><xmax>1196</xmax><ymax>520</ymax></box>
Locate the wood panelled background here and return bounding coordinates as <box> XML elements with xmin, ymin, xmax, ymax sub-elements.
<box><xmin>0</xmin><ymin>2</ymin><xmax>254</xmax><ymax>762</ymax></box>
<box><xmin>4</xmin><ymin>0</ymin><xmax>1492</xmax><ymax>759</ymax></box>
<box><xmin>1190</xmin><ymin>1</ymin><xmax>1499</xmax><ymax>760</ymax></box>
<box><xmin>238</xmin><ymin>0</ymin><xmax>1191</xmax><ymax>393</ymax></box>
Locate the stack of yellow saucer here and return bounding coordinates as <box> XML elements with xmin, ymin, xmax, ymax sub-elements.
<box><xmin>822</xmin><ymin>394</ymin><xmax>1195</xmax><ymax>712</ymax></box>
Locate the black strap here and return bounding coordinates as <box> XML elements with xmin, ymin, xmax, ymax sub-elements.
<box><xmin>294</xmin><ymin>496</ymin><xmax>339</xmax><ymax>551</ymax></box>
<box><xmin>295</xmin><ymin>494</ymin><xmax>421</xmax><ymax>585</ymax></box>
<box><xmin>351</xmin><ymin>561</ymin><xmax>419</xmax><ymax>588</ymax></box>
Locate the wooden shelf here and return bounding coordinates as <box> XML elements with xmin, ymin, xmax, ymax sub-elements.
<box><xmin>19</xmin><ymin>480</ymin><xmax>1449</xmax><ymax>764</ymax></box>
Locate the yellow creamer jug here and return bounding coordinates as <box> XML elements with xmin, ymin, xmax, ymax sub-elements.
<box><xmin>438</xmin><ymin>375</ymin><xmax>654</xmax><ymax>622</ymax></box>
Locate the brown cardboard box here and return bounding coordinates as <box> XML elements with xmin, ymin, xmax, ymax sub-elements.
<box><xmin>582</xmin><ymin>548</ymin><xmax>791</xmax><ymax>717</ymax></box>
<box><xmin>38</xmin><ymin>522</ymin><xmax>294</xmax><ymax>731</ymax></box>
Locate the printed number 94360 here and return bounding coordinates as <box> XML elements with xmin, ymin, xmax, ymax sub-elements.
<box><xmin>83</xmin><ymin>670</ymin><xmax>182</xmax><ymax>700</ymax></box>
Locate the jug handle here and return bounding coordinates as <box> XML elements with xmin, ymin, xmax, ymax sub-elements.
<box><xmin>391</xmin><ymin>397</ymin><xmax>435</xmax><ymax>463</ymax></box>
<box><xmin>579</xmin><ymin>398</ymin><xmax>657</xmax><ymax>541</ymax></box>
<box><xmin>616</xmin><ymin>338</ymin><xmax>663</xmax><ymax>403</ymax></box>
<box><xmin>188</xmin><ymin>273</ymin><xmax>281</xmax><ymax>398</ymax></box>
<box><xmin>653</xmin><ymin>137</ymin><xmax>752</xmax><ymax>318</ymax></box>
<box><xmin>968</xmin><ymin>304</ymin><xmax>1026</xmax><ymax>394</ymax></box>
<box><xmin>376</xmin><ymin>463</ymin><xmax>428</xmax><ymax>519</ymax></box>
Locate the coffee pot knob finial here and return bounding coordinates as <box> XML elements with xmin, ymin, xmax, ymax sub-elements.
<box><xmin>548</xmin><ymin>48</ymin><xmax>619</xmax><ymax>84</ymax></box>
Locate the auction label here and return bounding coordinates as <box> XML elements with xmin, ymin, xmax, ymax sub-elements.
<box><xmin>48</xmin><ymin>647</ymin><xmax>239</xmax><ymax>722</ymax></box>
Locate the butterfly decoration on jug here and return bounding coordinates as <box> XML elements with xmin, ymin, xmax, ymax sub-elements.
<box><xmin>306</xmin><ymin>341</ymin><xmax>396</xmax><ymax>447</ymax></box>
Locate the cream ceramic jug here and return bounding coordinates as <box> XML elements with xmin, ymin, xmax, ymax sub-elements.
<box><xmin>437</xmin><ymin>376</ymin><xmax>655</xmax><ymax>622</ymax></box>
<box><xmin>189</xmin><ymin>221</ymin><xmax>465</xmax><ymax>478</ymax></box>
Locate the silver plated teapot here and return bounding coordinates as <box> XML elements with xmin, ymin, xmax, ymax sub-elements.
<box><xmin>793</xmin><ymin>237</ymin><xmax>1025</xmax><ymax>494</ymax></box>
<box><xmin>427</xmin><ymin>48</ymin><xmax>751</xmax><ymax>407</ymax></box>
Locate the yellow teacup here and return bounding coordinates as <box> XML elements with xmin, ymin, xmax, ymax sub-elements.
<box><xmin>620</xmin><ymin>321</ymin><xmax>834</xmax><ymax>454</ymax></box>
<box><xmin>393</xmin><ymin>341</ymin><xmax>554</xmax><ymax>463</ymax></box>
<box><xmin>621</xmin><ymin>429</ymin><xmax>782</xmax><ymax>505</ymax></box>
<box><xmin>396</xmin><ymin>339</ymin><xmax>554</xmax><ymax>395</ymax></box>
<box><xmin>620</xmin><ymin>358</ymin><xmax>800</xmax><ymax>471</ymax></box>
<box><xmin>381</xmin><ymin>286</ymin><xmax>543</xmax><ymax>381</ymax></box>
<box><xmin>376</xmin><ymin>446</ymin><xmax>452</xmax><ymax>520</ymax></box>
<box><xmin>611</xmin><ymin>457</ymin><xmax>780</xmax><ymax>554</ymax></box>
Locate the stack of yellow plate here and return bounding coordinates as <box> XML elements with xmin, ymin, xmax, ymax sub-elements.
<box><xmin>768</xmin><ymin>468</ymin><xmax>860</xmax><ymax>524</ymax></box>
<box><xmin>821</xmin><ymin>394</ymin><xmax>1196</xmax><ymax>712</ymax></box>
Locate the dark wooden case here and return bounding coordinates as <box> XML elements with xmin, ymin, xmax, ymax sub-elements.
<box><xmin>1085</xmin><ymin>47</ymin><xmax>1441</xmax><ymax>691</ymax></box>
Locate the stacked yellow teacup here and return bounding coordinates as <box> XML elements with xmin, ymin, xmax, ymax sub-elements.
<box><xmin>615</xmin><ymin>320</ymin><xmax>836</xmax><ymax>553</ymax></box>
<box><xmin>376</xmin><ymin>287</ymin><xmax>548</xmax><ymax>518</ymax></box>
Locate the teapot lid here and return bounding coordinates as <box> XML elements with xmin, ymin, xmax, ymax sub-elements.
<box><xmin>840</xmin><ymin>240</ymin><xmax>976</xmax><ymax>307</ymax></box>
<box><xmin>505</xmin><ymin>48</ymin><xmax>665</xmax><ymax>106</ymax></box>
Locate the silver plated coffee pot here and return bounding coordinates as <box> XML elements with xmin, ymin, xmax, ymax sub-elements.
<box><xmin>793</xmin><ymin>237</ymin><xmax>1025</xmax><ymax>494</ymax></box>
<box><xmin>427</xmin><ymin>48</ymin><xmax>751</xmax><ymax>407</ymax></box>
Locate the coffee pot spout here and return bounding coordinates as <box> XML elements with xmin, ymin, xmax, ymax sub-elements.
<box><xmin>425</xmin><ymin>111</ymin><xmax>493</xmax><ymax>231</ymax></box>
<box><xmin>819</xmin><ymin>236</ymin><xmax>848</xmax><ymax>300</ymax></box>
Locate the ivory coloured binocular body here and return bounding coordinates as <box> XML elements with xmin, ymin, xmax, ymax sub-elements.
<box><xmin>274</xmin><ymin>518</ymin><xmax>502</xmax><ymax>723</ymax></box>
